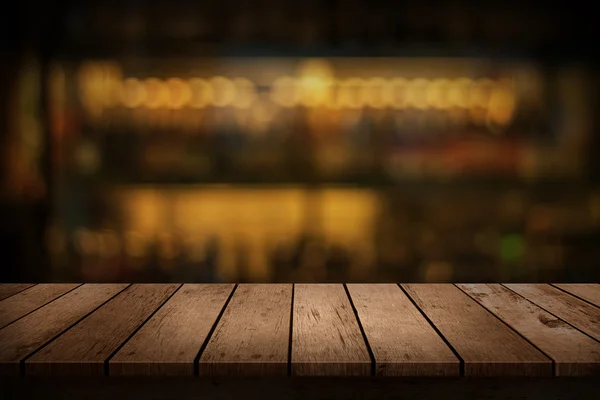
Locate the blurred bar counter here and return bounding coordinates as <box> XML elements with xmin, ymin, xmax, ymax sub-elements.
<box><xmin>1</xmin><ymin>0</ymin><xmax>599</xmax><ymax>284</ymax></box>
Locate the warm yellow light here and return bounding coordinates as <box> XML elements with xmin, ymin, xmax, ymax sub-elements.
<box><xmin>299</xmin><ymin>76</ymin><xmax>332</xmax><ymax>107</ymax></box>
<box><xmin>406</xmin><ymin>78</ymin><xmax>429</xmax><ymax>109</ymax></box>
<box><xmin>364</xmin><ymin>78</ymin><xmax>391</xmax><ymax>109</ymax></box>
<box><xmin>487</xmin><ymin>79</ymin><xmax>517</xmax><ymax>128</ymax></box>
<box><xmin>143</xmin><ymin>78</ymin><xmax>169</xmax><ymax>109</ymax></box>
<box><xmin>166</xmin><ymin>77</ymin><xmax>192</xmax><ymax>109</ymax></box>
<box><xmin>121</xmin><ymin>78</ymin><xmax>146</xmax><ymax>108</ymax></box>
<box><xmin>390</xmin><ymin>78</ymin><xmax>408</xmax><ymax>109</ymax></box>
<box><xmin>325</xmin><ymin>80</ymin><xmax>343</xmax><ymax>109</ymax></box>
<box><xmin>124</xmin><ymin>231</ymin><xmax>147</xmax><ymax>258</ymax></box>
<box><xmin>209</xmin><ymin>76</ymin><xmax>236</xmax><ymax>107</ymax></box>
<box><xmin>271</xmin><ymin>76</ymin><xmax>299</xmax><ymax>108</ymax></box>
<box><xmin>338</xmin><ymin>78</ymin><xmax>366</xmax><ymax>109</ymax></box>
<box><xmin>427</xmin><ymin>78</ymin><xmax>451</xmax><ymax>109</ymax></box>
<box><xmin>77</xmin><ymin>63</ymin><xmax>105</xmax><ymax>117</ymax></box>
<box><xmin>232</xmin><ymin>78</ymin><xmax>257</xmax><ymax>109</ymax></box>
<box><xmin>251</xmin><ymin>101</ymin><xmax>277</xmax><ymax>124</ymax></box>
<box><xmin>448</xmin><ymin>78</ymin><xmax>472</xmax><ymax>108</ymax></box>
<box><xmin>106</xmin><ymin>78</ymin><xmax>123</xmax><ymax>108</ymax></box>
<box><xmin>189</xmin><ymin>78</ymin><xmax>212</xmax><ymax>109</ymax></box>
<box><xmin>469</xmin><ymin>78</ymin><xmax>495</xmax><ymax>109</ymax></box>
<box><xmin>98</xmin><ymin>230</ymin><xmax>120</xmax><ymax>257</ymax></box>
<box><xmin>297</xmin><ymin>58</ymin><xmax>334</xmax><ymax>80</ymax></box>
<box><xmin>74</xmin><ymin>228</ymin><xmax>97</xmax><ymax>255</ymax></box>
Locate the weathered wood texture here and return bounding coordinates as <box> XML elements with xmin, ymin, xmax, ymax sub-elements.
<box><xmin>401</xmin><ymin>284</ymin><xmax>552</xmax><ymax>376</ymax></box>
<box><xmin>25</xmin><ymin>284</ymin><xmax>180</xmax><ymax>376</ymax></box>
<box><xmin>347</xmin><ymin>284</ymin><xmax>459</xmax><ymax>376</ymax></box>
<box><xmin>111</xmin><ymin>284</ymin><xmax>234</xmax><ymax>376</ymax></box>
<box><xmin>458</xmin><ymin>284</ymin><xmax>600</xmax><ymax>376</ymax></box>
<box><xmin>0</xmin><ymin>284</ymin><xmax>128</xmax><ymax>375</ymax></box>
<box><xmin>292</xmin><ymin>284</ymin><xmax>371</xmax><ymax>376</ymax></box>
<box><xmin>0</xmin><ymin>284</ymin><xmax>80</xmax><ymax>329</ymax></box>
<box><xmin>199</xmin><ymin>284</ymin><xmax>292</xmax><ymax>376</ymax></box>
<box><xmin>504</xmin><ymin>284</ymin><xmax>600</xmax><ymax>342</ymax></box>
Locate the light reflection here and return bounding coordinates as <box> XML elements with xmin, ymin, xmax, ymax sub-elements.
<box><xmin>121</xmin><ymin>78</ymin><xmax>146</xmax><ymax>108</ymax></box>
<box><xmin>166</xmin><ymin>78</ymin><xmax>192</xmax><ymax>109</ymax></box>
<box><xmin>209</xmin><ymin>76</ymin><xmax>236</xmax><ymax>107</ymax></box>
<box><xmin>143</xmin><ymin>78</ymin><xmax>169</xmax><ymax>109</ymax></box>
<box><xmin>189</xmin><ymin>78</ymin><xmax>212</xmax><ymax>109</ymax></box>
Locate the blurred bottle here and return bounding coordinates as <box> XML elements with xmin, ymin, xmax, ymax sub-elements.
<box><xmin>234</xmin><ymin>239</ymin><xmax>250</xmax><ymax>283</ymax></box>
<box><xmin>325</xmin><ymin>243</ymin><xmax>352</xmax><ymax>282</ymax></box>
<box><xmin>295</xmin><ymin>237</ymin><xmax>328</xmax><ymax>282</ymax></box>
<box><xmin>204</xmin><ymin>235</ymin><xmax>220</xmax><ymax>282</ymax></box>
<box><xmin>269</xmin><ymin>238</ymin><xmax>293</xmax><ymax>282</ymax></box>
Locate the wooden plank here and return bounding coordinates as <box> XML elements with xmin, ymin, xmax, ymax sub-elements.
<box><xmin>504</xmin><ymin>284</ymin><xmax>600</xmax><ymax>342</ymax></box>
<box><xmin>0</xmin><ymin>284</ymin><xmax>81</xmax><ymax>329</ymax></box>
<box><xmin>199</xmin><ymin>284</ymin><xmax>291</xmax><ymax>376</ymax></box>
<box><xmin>0</xmin><ymin>284</ymin><xmax>128</xmax><ymax>376</ymax></box>
<box><xmin>292</xmin><ymin>284</ymin><xmax>371</xmax><ymax>376</ymax></box>
<box><xmin>0</xmin><ymin>284</ymin><xmax>36</xmax><ymax>301</ymax></box>
<box><xmin>26</xmin><ymin>284</ymin><xmax>180</xmax><ymax>376</ymax></box>
<box><xmin>347</xmin><ymin>284</ymin><xmax>459</xmax><ymax>376</ymax></box>
<box><xmin>401</xmin><ymin>284</ymin><xmax>552</xmax><ymax>376</ymax></box>
<box><xmin>552</xmin><ymin>284</ymin><xmax>600</xmax><ymax>307</ymax></box>
<box><xmin>458</xmin><ymin>284</ymin><xmax>600</xmax><ymax>376</ymax></box>
<box><xmin>110</xmin><ymin>284</ymin><xmax>234</xmax><ymax>376</ymax></box>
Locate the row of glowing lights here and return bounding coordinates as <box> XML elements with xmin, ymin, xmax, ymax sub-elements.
<box><xmin>80</xmin><ymin>75</ymin><xmax>516</xmax><ymax>112</ymax></box>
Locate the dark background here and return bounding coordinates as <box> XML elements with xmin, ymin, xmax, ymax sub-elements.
<box><xmin>1</xmin><ymin>0</ymin><xmax>598</xmax><ymax>283</ymax></box>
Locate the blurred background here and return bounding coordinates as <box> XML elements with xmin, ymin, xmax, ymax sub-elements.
<box><xmin>1</xmin><ymin>0</ymin><xmax>598</xmax><ymax>283</ymax></box>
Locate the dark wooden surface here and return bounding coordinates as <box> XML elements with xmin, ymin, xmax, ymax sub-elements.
<box><xmin>401</xmin><ymin>284</ymin><xmax>552</xmax><ymax>376</ymax></box>
<box><xmin>199</xmin><ymin>284</ymin><xmax>291</xmax><ymax>376</ymax></box>
<box><xmin>553</xmin><ymin>284</ymin><xmax>600</xmax><ymax>307</ymax></box>
<box><xmin>111</xmin><ymin>284</ymin><xmax>234</xmax><ymax>376</ymax></box>
<box><xmin>0</xmin><ymin>284</ymin><xmax>35</xmax><ymax>301</ymax></box>
<box><xmin>347</xmin><ymin>284</ymin><xmax>459</xmax><ymax>376</ymax></box>
<box><xmin>25</xmin><ymin>284</ymin><xmax>179</xmax><ymax>376</ymax></box>
<box><xmin>0</xmin><ymin>284</ymin><xmax>128</xmax><ymax>375</ymax></box>
<box><xmin>0</xmin><ymin>283</ymin><xmax>598</xmax><ymax>377</ymax></box>
<box><xmin>0</xmin><ymin>284</ymin><xmax>80</xmax><ymax>329</ymax></box>
<box><xmin>505</xmin><ymin>284</ymin><xmax>600</xmax><ymax>342</ymax></box>
<box><xmin>292</xmin><ymin>284</ymin><xmax>371</xmax><ymax>376</ymax></box>
<box><xmin>457</xmin><ymin>284</ymin><xmax>600</xmax><ymax>376</ymax></box>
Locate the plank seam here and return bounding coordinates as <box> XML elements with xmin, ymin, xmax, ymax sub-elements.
<box><xmin>454</xmin><ymin>284</ymin><xmax>556</xmax><ymax>377</ymax></box>
<box><xmin>104</xmin><ymin>283</ymin><xmax>184</xmax><ymax>376</ymax></box>
<box><xmin>287</xmin><ymin>283</ymin><xmax>294</xmax><ymax>377</ymax></box>
<box><xmin>194</xmin><ymin>283</ymin><xmax>238</xmax><ymax>376</ymax></box>
<box><xmin>0</xmin><ymin>284</ymin><xmax>84</xmax><ymax>331</ymax></box>
<box><xmin>343</xmin><ymin>284</ymin><xmax>376</xmax><ymax>376</ymax></box>
<box><xmin>0</xmin><ymin>284</ymin><xmax>37</xmax><ymax>302</ymax></box>
<box><xmin>397</xmin><ymin>284</ymin><xmax>465</xmax><ymax>377</ymax></box>
<box><xmin>500</xmin><ymin>284</ymin><xmax>600</xmax><ymax>345</ymax></box>
<box><xmin>549</xmin><ymin>284</ymin><xmax>600</xmax><ymax>310</ymax></box>
<box><xmin>20</xmin><ymin>283</ymin><xmax>132</xmax><ymax>376</ymax></box>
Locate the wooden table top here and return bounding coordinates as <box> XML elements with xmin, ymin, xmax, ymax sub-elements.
<box><xmin>0</xmin><ymin>283</ymin><xmax>598</xmax><ymax>377</ymax></box>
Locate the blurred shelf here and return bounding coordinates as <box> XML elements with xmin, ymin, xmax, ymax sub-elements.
<box><xmin>80</xmin><ymin>176</ymin><xmax>600</xmax><ymax>193</ymax></box>
<box><xmin>55</xmin><ymin>40</ymin><xmax>548</xmax><ymax>61</ymax></box>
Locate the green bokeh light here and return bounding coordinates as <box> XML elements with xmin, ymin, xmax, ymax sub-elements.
<box><xmin>500</xmin><ymin>234</ymin><xmax>524</xmax><ymax>262</ymax></box>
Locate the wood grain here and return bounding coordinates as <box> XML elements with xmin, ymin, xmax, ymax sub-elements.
<box><xmin>292</xmin><ymin>284</ymin><xmax>371</xmax><ymax>376</ymax></box>
<box><xmin>458</xmin><ymin>284</ymin><xmax>600</xmax><ymax>376</ymax></box>
<box><xmin>110</xmin><ymin>284</ymin><xmax>234</xmax><ymax>376</ymax></box>
<box><xmin>199</xmin><ymin>284</ymin><xmax>291</xmax><ymax>376</ymax></box>
<box><xmin>0</xmin><ymin>284</ymin><xmax>80</xmax><ymax>329</ymax></box>
<box><xmin>0</xmin><ymin>284</ymin><xmax>36</xmax><ymax>301</ymax></box>
<box><xmin>347</xmin><ymin>284</ymin><xmax>459</xmax><ymax>376</ymax></box>
<box><xmin>553</xmin><ymin>284</ymin><xmax>600</xmax><ymax>307</ymax></box>
<box><xmin>504</xmin><ymin>284</ymin><xmax>600</xmax><ymax>342</ymax></box>
<box><xmin>0</xmin><ymin>284</ymin><xmax>128</xmax><ymax>376</ymax></box>
<box><xmin>25</xmin><ymin>284</ymin><xmax>180</xmax><ymax>376</ymax></box>
<box><xmin>401</xmin><ymin>284</ymin><xmax>552</xmax><ymax>376</ymax></box>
